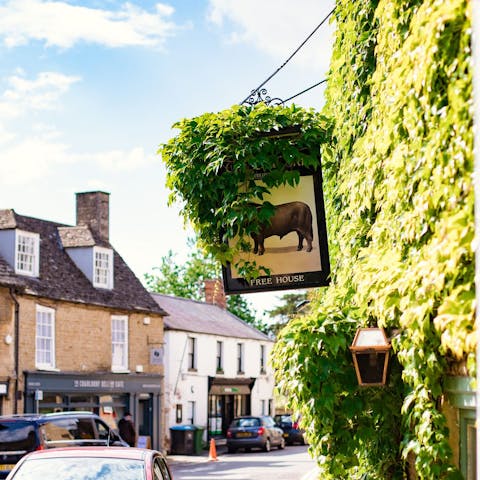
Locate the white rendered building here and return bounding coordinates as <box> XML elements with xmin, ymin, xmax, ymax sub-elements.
<box><xmin>151</xmin><ymin>283</ymin><xmax>275</xmax><ymax>449</ymax></box>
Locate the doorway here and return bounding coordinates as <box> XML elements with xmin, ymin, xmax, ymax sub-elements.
<box><xmin>138</xmin><ymin>394</ymin><xmax>153</xmax><ymax>437</ymax></box>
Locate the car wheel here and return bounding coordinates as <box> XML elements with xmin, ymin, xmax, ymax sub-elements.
<box><xmin>278</xmin><ymin>438</ymin><xmax>285</xmax><ymax>450</ymax></box>
<box><xmin>263</xmin><ymin>438</ymin><xmax>271</xmax><ymax>452</ymax></box>
<box><xmin>227</xmin><ymin>446</ymin><xmax>236</xmax><ymax>454</ymax></box>
<box><xmin>299</xmin><ymin>436</ymin><xmax>305</xmax><ymax>445</ymax></box>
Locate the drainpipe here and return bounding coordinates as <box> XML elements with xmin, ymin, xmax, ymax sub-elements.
<box><xmin>173</xmin><ymin>337</ymin><xmax>188</xmax><ymax>396</ymax></box>
<box><xmin>9</xmin><ymin>288</ymin><xmax>19</xmax><ymax>414</ymax></box>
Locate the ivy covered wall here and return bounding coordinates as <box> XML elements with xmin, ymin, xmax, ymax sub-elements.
<box><xmin>272</xmin><ymin>0</ymin><xmax>474</xmax><ymax>478</ymax></box>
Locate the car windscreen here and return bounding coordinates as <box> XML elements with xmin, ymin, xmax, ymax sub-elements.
<box><xmin>11</xmin><ymin>457</ymin><xmax>145</xmax><ymax>479</ymax></box>
<box><xmin>231</xmin><ymin>418</ymin><xmax>260</xmax><ymax>428</ymax></box>
<box><xmin>275</xmin><ymin>415</ymin><xmax>293</xmax><ymax>425</ymax></box>
<box><xmin>0</xmin><ymin>422</ymin><xmax>37</xmax><ymax>452</ymax></box>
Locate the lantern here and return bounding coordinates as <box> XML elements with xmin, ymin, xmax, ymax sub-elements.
<box><xmin>350</xmin><ymin>327</ymin><xmax>391</xmax><ymax>386</ymax></box>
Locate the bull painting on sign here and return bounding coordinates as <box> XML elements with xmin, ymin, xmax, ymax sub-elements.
<box><xmin>251</xmin><ymin>201</ymin><xmax>314</xmax><ymax>256</ymax></box>
<box><xmin>222</xmin><ymin>167</ymin><xmax>330</xmax><ymax>294</ymax></box>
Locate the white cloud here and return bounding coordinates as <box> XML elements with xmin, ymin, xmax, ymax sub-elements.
<box><xmin>207</xmin><ymin>0</ymin><xmax>335</xmax><ymax>72</ymax></box>
<box><xmin>0</xmin><ymin>68</ymin><xmax>152</xmax><ymax>186</ymax></box>
<box><xmin>1</xmin><ymin>135</ymin><xmax>155</xmax><ymax>186</ymax></box>
<box><xmin>1</xmin><ymin>135</ymin><xmax>73</xmax><ymax>184</ymax></box>
<box><xmin>0</xmin><ymin>70</ymin><xmax>80</xmax><ymax>158</ymax></box>
<box><xmin>93</xmin><ymin>146</ymin><xmax>155</xmax><ymax>171</ymax></box>
<box><xmin>0</xmin><ymin>0</ymin><xmax>178</xmax><ymax>49</ymax></box>
<box><xmin>2</xmin><ymin>71</ymin><xmax>81</xmax><ymax>112</ymax></box>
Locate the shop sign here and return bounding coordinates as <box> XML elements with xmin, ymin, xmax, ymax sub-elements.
<box><xmin>222</xmin><ymin>165</ymin><xmax>330</xmax><ymax>294</ymax></box>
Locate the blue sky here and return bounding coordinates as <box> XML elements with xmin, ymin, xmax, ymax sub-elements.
<box><xmin>0</xmin><ymin>0</ymin><xmax>335</xmax><ymax>316</ymax></box>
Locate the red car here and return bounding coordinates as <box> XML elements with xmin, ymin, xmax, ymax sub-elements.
<box><xmin>5</xmin><ymin>446</ymin><xmax>173</xmax><ymax>480</ymax></box>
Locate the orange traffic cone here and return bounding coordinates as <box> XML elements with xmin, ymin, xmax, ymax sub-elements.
<box><xmin>208</xmin><ymin>438</ymin><xmax>218</xmax><ymax>461</ymax></box>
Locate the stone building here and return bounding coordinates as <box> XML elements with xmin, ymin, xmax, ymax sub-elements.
<box><xmin>0</xmin><ymin>191</ymin><xmax>168</xmax><ymax>451</ymax></box>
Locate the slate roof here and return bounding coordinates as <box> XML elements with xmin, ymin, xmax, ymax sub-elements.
<box><xmin>0</xmin><ymin>209</ymin><xmax>167</xmax><ymax>315</ymax></box>
<box><xmin>151</xmin><ymin>293</ymin><xmax>272</xmax><ymax>342</ymax></box>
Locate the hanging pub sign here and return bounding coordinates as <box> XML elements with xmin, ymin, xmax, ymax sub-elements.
<box><xmin>222</xmin><ymin>163</ymin><xmax>330</xmax><ymax>294</ymax></box>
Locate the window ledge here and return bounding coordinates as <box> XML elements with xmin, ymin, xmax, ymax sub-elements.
<box><xmin>188</xmin><ymin>368</ymin><xmax>198</xmax><ymax>373</ymax></box>
<box><xmin>111</xmin><ymin>368</ymin><xmax>130</xmax><ymax>374</ymax></box>
<box><xmin>36</xmin><ymin>366</ymin><xmax>59</xmax><ymax>372</ymax></box>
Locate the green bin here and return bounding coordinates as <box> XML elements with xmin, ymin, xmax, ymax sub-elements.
<box><xmin>193</xmin><ymin>426</ymin><xmax>205</xmax><ymax>454</ymax></box>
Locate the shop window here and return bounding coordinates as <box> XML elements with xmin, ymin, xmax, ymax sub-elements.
<box><xmin>36</xmin><ymin>305</ymin><xmax>55</xmax><ymax>370</ymax></box>
<box><xmin>237</xmin><ymin>343</ymin><xmax>244</xmax><ymax>374</ymax></box>
<box><xmin>111</xmin><ymin>315</ymin><xmax>128</xmax><ymax>372</ymax></box>
<box><xmin>187</xmin><ymin>337</ymin><xmax>197</xmax><ymax>371</ymax></box>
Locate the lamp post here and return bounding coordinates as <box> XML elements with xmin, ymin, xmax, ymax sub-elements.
<box><xmin>350</xmin><ymin>327</ymin><xmax>391</xmax><ymax>386</ymax></box>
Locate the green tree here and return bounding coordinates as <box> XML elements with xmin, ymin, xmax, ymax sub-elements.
<box><xmin>144</xmin><ymin>242</ymin><xmax>267</xmax><ymax>333</ymax></box>
<box><xmin>266</xmin><ymin>292</ymin><xmax>308</xmax><ymax>336</ymax></box>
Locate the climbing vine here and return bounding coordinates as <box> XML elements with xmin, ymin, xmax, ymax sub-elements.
<box><xmin>159</xmin><ymin>0</ymin><xmax>474</xmax><ymax>477</ymax></box>
<box><xmin>273</xmin><ymin>0</ymin><xmax>474</xmax><ymax>479</ymax></box>
<box><xmin>160</xmin><ymin>104</ymin><xmax>331</xmax><ymax>279</ymax></box>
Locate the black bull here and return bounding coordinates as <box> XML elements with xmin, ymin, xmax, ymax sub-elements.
<box><xmin>250</xmin><ymin>201</ymin><xmax>314</xmax><ymax>255</ymax></box>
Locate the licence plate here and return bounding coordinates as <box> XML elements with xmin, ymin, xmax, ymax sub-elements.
<box><xmin>236</xmin><ymin>432</ymin><xmax>252</xmax><ymax>438</ymax></box>
<box><xmin>283</xmin><ymin>433</ymin><xmax>288</xmax><ymax>437</ymax></box>
<box><xmin>0</xmin><ymin>465</ymin><xmax>15</xmax><ymax>471</ymax></box>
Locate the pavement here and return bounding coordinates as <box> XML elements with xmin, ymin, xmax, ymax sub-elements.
<box><xmin>166</xmin><ymin>443</ymin><xmax>226</xmax><ymax>464</ymax></box>
<box><xmin>166</xmin><ymin>443</ymin><xmax>321</xmax><ymax>479</ymax></box>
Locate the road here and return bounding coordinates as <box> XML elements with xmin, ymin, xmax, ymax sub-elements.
<box><xmin>167</xmin><ymin>445</ymin><xmax>319</xmax><ymax>480</ymax></box>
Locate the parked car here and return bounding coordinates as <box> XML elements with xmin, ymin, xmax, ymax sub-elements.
<box><xmin>0</xmin><ymin>411</ymin><xmax>127</xmax><ymax>478</ymax></box>
<box><xmin>5</xmin><ymin>446</ymin><xmax>173</xmax><ymax>479</ymax></box>
<box><xmin>226</xmin><ymin>415</ymin><xmax>285</xmax><ymax>453</ymax></box>
<box><xmin>274</xmin><ymin>414</ymin><xmax>306</xmax><ymax>445</ymax></box>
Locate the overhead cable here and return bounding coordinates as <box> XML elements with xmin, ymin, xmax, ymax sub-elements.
<box><xmin>239</xmin><ymin>6</ymin><xmax>336</xmax><ymax>105</ymax></box>
<box><xmin>283</xmin><ymin>78</ymin><xmax>327</xmax><ymax>103</ymax></box>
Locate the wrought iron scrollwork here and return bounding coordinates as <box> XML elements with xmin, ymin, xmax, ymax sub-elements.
<box><xmin>242</xmin><ymin>88</ymin><xmax>285</xmax><ymax>107</ymax></box>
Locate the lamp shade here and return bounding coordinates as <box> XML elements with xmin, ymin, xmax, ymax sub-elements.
<box><xmin>350</xmin><ymin>327</ymin><xmax>391</xmax><ymax>386</ymax></box>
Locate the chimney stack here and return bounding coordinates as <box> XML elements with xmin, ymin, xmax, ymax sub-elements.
<box><xmin>76</xmin><ymin>191</ymin><xmax>110</xmax><ymax>243</ymax></box>
<box><xmin>204</xmin><ymin>279</ymin><xmax>227</xmax><ymax>309</ymax></box>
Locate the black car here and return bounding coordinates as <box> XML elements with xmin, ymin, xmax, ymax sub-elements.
<box><xmin>226</xmin><ymin>415</ymin><xmax>285</xmax><ymax>453</ymax></box>
<box><xmin>274</xmin><ymin>414</ymin><xmax>306</xmax><ymax>445</ymax></box>
<box><xmin>0</xmin><ymin>411</ymin><xmax>127</xmax><ymax>478</ymax></box>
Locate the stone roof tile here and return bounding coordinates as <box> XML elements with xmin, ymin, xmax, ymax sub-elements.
<box><xmin>150</xmin><ymin>293</ymin><xmax>271</xmax><ymax>342</ymax></box>
<box><xmin>58</xmin><ymin>226</ymin><xmax>96</xmax><ymax>247</ymax></box>
<box><xmin>0</xmin><ymin>210</ymin><xmax>166</xmax><ymax>315</ymax></box>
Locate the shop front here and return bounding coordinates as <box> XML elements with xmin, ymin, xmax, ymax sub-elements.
<box><xmin>24</xmin><ymin>371</ymin><xmax>163</xmax><ymax>450</ymax></box>
<box><xmin>207</xmin><ymin>376</ymin><xmax>256</xmax><ymax>439</ymax></box>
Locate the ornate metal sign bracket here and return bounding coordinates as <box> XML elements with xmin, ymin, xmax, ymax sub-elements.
<box><xmin>241</xmin><ymin>88</ymin><xmax>285</xmax><ymax>107</ymax></box>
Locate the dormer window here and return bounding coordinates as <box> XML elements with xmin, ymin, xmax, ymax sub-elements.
<box><xmin>15</xmin><ymin>230</ymin><xmax>39</xmax><ymax>277</ymax></box>
<box><xmin>93</xmin><ymin>246</ymin><xmax>113</xmax><ymax>289</ymax></box>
